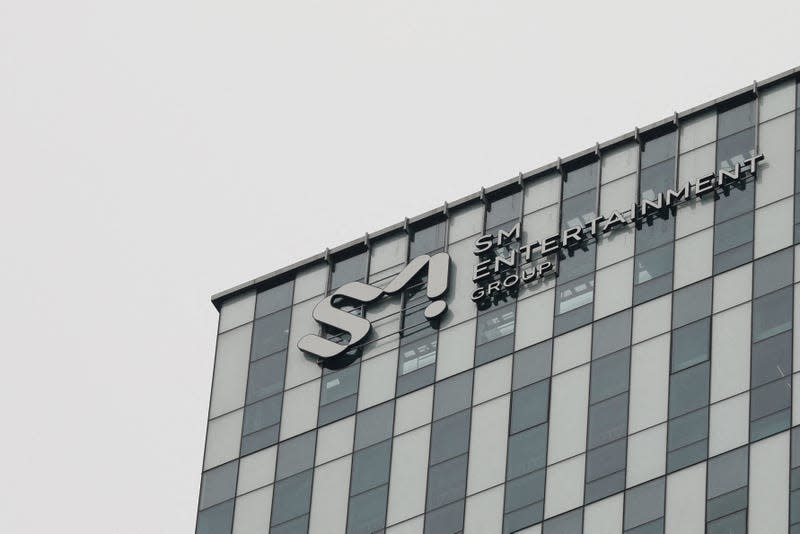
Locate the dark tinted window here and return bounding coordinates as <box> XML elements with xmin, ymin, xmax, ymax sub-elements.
<box><xmin>330</xmin><ymin>251</ymin><xmax>367</xmax><ymax>290</ymax></box>
<box><xmin>255</xmin><ymin>279</ymin><xmax>294</xmax><ymax>318</ymax></box>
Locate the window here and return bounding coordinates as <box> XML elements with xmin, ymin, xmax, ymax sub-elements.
<box><xmin>714</xmin><ymin>100</ymin><xmax>756</xmax><ymax>274</ymax></box>
<box><xmin>624</xmin><ymin>478</ymin><xmax>665</xmax><ymax>533</ymax></box>
<box><xmin>706</xmin><ymin>446</ymin><xmax>748</xmax><ymax>533</ymax></box>
<box><xmin>330</xmin><ymin>250</ymin><xmax>367</xmax><ymax>290</ymax></box>
<box><xmin>409</xmin><ymin>220</ymin><xmax>446</xmax><ymax>258</ymax></box>
<box><xmin>255</xmin><ymin>279</ymin><xmax>294</xmax><ymax>318</ymax></box>
<box><xmin>634</xmin><ymin>131</ymin><xmax>676</xmax><ymax>305</ymax></box>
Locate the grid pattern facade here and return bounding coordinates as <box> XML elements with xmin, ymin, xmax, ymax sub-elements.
<box><xmin>197</xmin><ymin>75</ymin><xmax>800</xmax><ymax>534</ymax></box>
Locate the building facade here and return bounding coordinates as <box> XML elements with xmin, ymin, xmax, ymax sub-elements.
<box><xmin>197</xmin><ymin>67</ymin><xmax>800</xmax><ymax>534</ymax></box>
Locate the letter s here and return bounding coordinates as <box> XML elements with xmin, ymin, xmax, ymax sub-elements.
<box><xmin>297</xmin><ymin>282</ymin><xmax>383</xmax><ymax>359</ymax></box>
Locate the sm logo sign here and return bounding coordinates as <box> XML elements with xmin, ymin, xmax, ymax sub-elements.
<box><xmin>298</xmin><ymin>253</ymin><xmax>451</xmax><ymax>362</ymax></box>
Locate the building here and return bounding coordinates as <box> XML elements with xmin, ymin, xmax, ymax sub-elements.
<box><xmin>196</xmin><ymin>66</ymin><xmax>800</xmax><ymax>534</ymax></box>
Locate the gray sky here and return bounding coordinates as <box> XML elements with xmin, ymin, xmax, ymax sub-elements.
<box><xmin>1</xmin><ymin>1</ymin><xmax>798</xmax><ymax>532</ymax></box>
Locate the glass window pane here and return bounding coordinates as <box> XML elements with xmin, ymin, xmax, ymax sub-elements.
<box><xmin>672</xmin><ymin>279</ymin><xmax>712</xmax><ymax>328</ymax></box>
<box><xmin>507</xmin><ymin>424</ymin><xmax>548</xmax><ymax>479</ymax></box>
<box><xmin>590</xmin><ymin>349</ymin><xmax>630</xmax><ymax>403</ymax></box>
<box><xmin>640</xmin><ymin>159</ymin><xmax>675</xmax><ymax>201</ymax></box>
<box><xmin>635</xmin><ymin>244</ymin><xmax>673</xmax><ymax>284</ymax></box>
<box><xmin>505</xmin><ymin>469</ymin><xmax>546</xmax><ymax>512</ymax></box>
<box><xmin>350</xmin><ymin>441</ymin><xmax>391</xmax><ymax>494</ymax></box>
<box><xmin>433</xmin><ymin>371</ymin><xmax>473</xmax><ymax>420</ymax></box>
<box><xmin>624</xmin><ymin>478</ymin><xmax>665</xmax><ymax>530</ymax></box>
<box><xmin>707</xmin><ymin>446</ymin><xmax>748</xmax><ymax>498</ymax></box>
<box><xmin>669</xmin><ymin>362</ymin><xmax>710</xmax><ymax>417</ymax></box>
<box><xmin>250</xmin><ymin>308</ymin><xmax>291</xmax><ymax>360</ymax></box>
<box><xmin>641</xmin><ymin>132</ymin><xmax>677</xmax><ymax>169</ymax></box>
<box><xmin>426</xmin><ymin>454</ymin><xmax>468</xmax><ymax>510</ymax></box>
<box><xmin>714</xmin><ymin>212</ymin><xmax>754</xmax><ymax>254</ymax></box>
<box><xmin>750</xmin><ymin>377</ymin><xmax>792</xmax><ymax>421</ymax></box>
<box><xmin>409</xmin><ymin>221</ymin><xmax>445</xmax><ymax>257</ymax></box>
<box><xmin>714</xmin><ymin>182</ymin><xmax>754</xmax><ymax>223</ymax></box>
<box><xmin>355</xmin><ymin>401</ymin><xmax>394</xmax><ymax>450</ymax></box>
<box><xmin>587</xmin><ymin>393</ymin><xmax>629</xmax><ymax>448</ymax></box>
<box><xmin>592</xmin><ymin>309</ymin><xmax>632</xmax><ymax>358</ymax></box>
<box><xmin>511</xmin><ymin>381</ymin><xmax>550</xmax><ymax>433</ymax></box>
<box><xmin>586</xmin><ymin>438</ymin><xmax>626</xmax><ymax>482</ymax></box>
<box><xmin>718</xmin><ymin>100</ymin><xmax>755</xmax><ymax>138</ymax></box>
<box><xmin>707</xmin><ymin>509</ymin><xmax>746</xmax><ymax>534</ymax></box>
<box><xmin>717</xmin><ymin>128</ymin><xmax>755</xmax><ymax>171</ymax></box>
<box><xmin>346</xmin><ymin>485</ymin><xmax>388</xmax><ymax>534</ymax></box>
<box><xmin>543</xmin><ymin>508</ymin><xmax>583</xmax><ymax>534</ymax></box>
<box><xmin>668</xmin><ymin>408</ymin><xmax>709</xmax><ymax>451</ymax></box>
<box><xmin>199</xmin><ymin>461</ymin><xmax>239</xmax><ymax>510</ymax></box>
<box><xmin>477</xmin><ymin>304</ymin><xmax>516</xmax><ymax>345</ymax></box>
<box><xmin>751</xmin><ymin>331</ymin><xmax>792</xmax><ymax>388</ymax></box>
<box><xmin>246</xmin><ymin>351</ymin><xmax>287</xmax><ymax>402</ymax></box>
<box><xmin>243</xmin><ymin>394</ymin><xmax>282</xmax><ymax>435</ymax></box>
<box><xmin>276</xmin><ymin>431</ymin><xmax>316</xmax><ymax>480</ymax></box>
<box><xmin>671</xmin><ymin>318</ymin><xmax>710</xmax><ymax>372</ymax></box>
<box><xmin>486</xmin><ymin>191</ymin><xmax>522</xmax><ymax>229</ymax></box>
<box><xmin>271</xmin><ymin>470</ymin><xmax>313</xmax><ymax>525</ymax></box>
<box><xmin>753</xmin><ymin>286</ymin><xmax>793</xmax><ymax>342</ymax></box>
<box><xmin>558</xmin><ymin>244</ymin><xmax>597</xmax><ymax>283</ymax></box>
<box><xmin>196</xmin><ymin>500</ymin><xmax>234</xmax><ymax>534</ymax></box>
<box><xmin>561</xmin><ymin>188</ymin><xmax>597</xmax><ymax>229</ymax></box>
<box><xmin>255</xmin><ymin>280</ymin><xmax>294</xmax><ymax>318</ymax></box>
<box><xmin>330</xmin><ymin>251</ymin><xmax>367</xmax><ymax>290</ymax></box>
<box><xmin>635</xmin><ymin>216</ymin><xmax>675</xmax><ymax>253</ymax></box>
<box><xmin>563</xmin><ymin>161</ymin><xmax>599</xmax><ymax>199</ymax></box>
<box><xmin>754</xmin><ymin>248</ymin><xmax>794</xmax><ymax>298</ymax></box>
<box><xmin>556</xmin><ymin>274</ymin><xmax>595</xmax><ymax>315</ymax></box>
<box><xmin>321</xmin><ymin>364</ymin><xmax>359</xmax><ymax>405</ymax></box>
<box><xmin>429</xmin><ymin>410</ymin><xmax>471</xmax><ymax>464</ymax></box>
<box><xmin>424</xmin><ymin>499</ymin><xmax>464</xmax><ymax>534</ymax></box>
<box><xmin>512</xmin><ymin>340</ymin><xmax>552</xmax><ymax>389</ymax></box>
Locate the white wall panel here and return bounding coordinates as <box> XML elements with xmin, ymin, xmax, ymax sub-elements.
<box><xmin>210</xmin><ymin>323</ymin><xmax>252</xmax><ymax>418</ymax></box>
<box><xmin>754</xmin><ymin>196</ymin><xmax>793</xmax><ymax>258</ymax></box>
<box><xmin>626</xmin><ymin>423</ymin><xmax>666</xmax><ymax>488</ymax></box>
<box><xmin>205</xmin><ymin>409</ymin><xmax>244</xmax><ymax>470</ymax></box>
<box><xmin>673</xmin><ymin>228</ymin><xmax>712</xmax><ymax>289</ymax></box>
<box><xmin>583</xmin><ymin>493</ymin><xmax>623</xmax><ymax>534</ymax></box>
<box><xmin>436</xmin><ymin>318</ymin><xmax>476</xmax><ymax>380</ymax></box>
<box><xmin>710</xmin><ymin>302</ymin><xmax>751</xmax><ymax>402</ymax></box>
<box><xmin>315</xmin><ymin>415</ymin><xmax>354</xmax><ymax>466</ymax></box>
<box><xmin>358</xmin><ymin>349</ymin><xmax>398</xmax><ymax>410</ymax></box>
<box><xmin>544</xmin><ymin>455</ymin><xmax>585</xmax><ymax>519</ymax></box>
<box><xmin>631</xmin><ymin>294</ymin><xmax>671</xmax><ymax>344</ymax></box>
<box><xmin>463</xmin><ymin>486</ymin><xmax>504</xmax><ymax>534</ymax></box>
<box><xmin>713</xmin><ymin>263</ymin><xmax>752</xmax><ymax>313</ymax></box>
<box><xmin>280</xmin><ymin>379</ymin><xmax>320</xmax><ymax>440</ymax></box>
<box><xmin>709</xmin><ymin>392</ymin><xmax>749</xmax><ymax>457</ymax></box>
<box><xmin>232</xmin><ymin>485</ymin><xmax>272</xmax><ymax>534</ymax></box>
<box><xmin>664</xmin><ymin>462</ymin><xmax>706</xmax><ymax>534</ymax></box>
<box><xmin>748</xmin><ymin>430</ymin><xmax>790</xmax><ymax>534</ymax></box>
<box><xmin>394</xmin><ymin>385</ymin><xmax>433</xmax><ymax>435</ymax></box>
<box><xmin>473</xmin><ymin>355</ymin><xmax>512</xmax><ymax>404</ymax></box>
<box><xmin>237</xmin><ymin>444</ymin><xmax>277</xmax><ymax>495</ymax></box>
<box><xmin>218</xmin><ymin>290</ymin><xmax>255</xmax><ymax>333</ymax></box>
<box><xmin>387</xmin><ymin>426</ymin><xmax>430</xmax><ymax>525</ymax></box>
<box><xmin>308</xmin><ymin>456</ymin><xmax>351</xmax><ymax>534</ymax></box>
<box><xmin>629</xmin><ymin>334</ymin><xmax>670</xmax><ymax>433</ymax></box>
<box><xmin>594</xmin><ymin>258</ymin><xmax>633</xmax><ymax>319</ymax></box>
<box><xmin>467</xmin><ymin>395</ymin><xmax>509</xmax><ymax>494</ymax></box>
<box><xmin>515</xmin><ymin>289</ymin><xmax>555</xmax><ymax>350</ymax></box>
<box><xmin>552</xmin><ymin>324</ymin><xmax>591</xmax><ymax>375</ymax></box>
<box><xmin>547</xmin><ymin>365</ymin><xmax>589</xmax><ymax>463</ymax></box>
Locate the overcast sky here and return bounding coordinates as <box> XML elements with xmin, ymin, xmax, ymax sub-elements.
<box><xmin>1</xmin><ymin>1</ymin><xmax>798</xmax><ymax>532</ymax></box>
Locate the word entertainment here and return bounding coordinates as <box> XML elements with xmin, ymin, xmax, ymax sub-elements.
<box><xmin>470</xmin><ymin>153</ymin><xmax>765</xmax><ymax>303</ymax></box>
